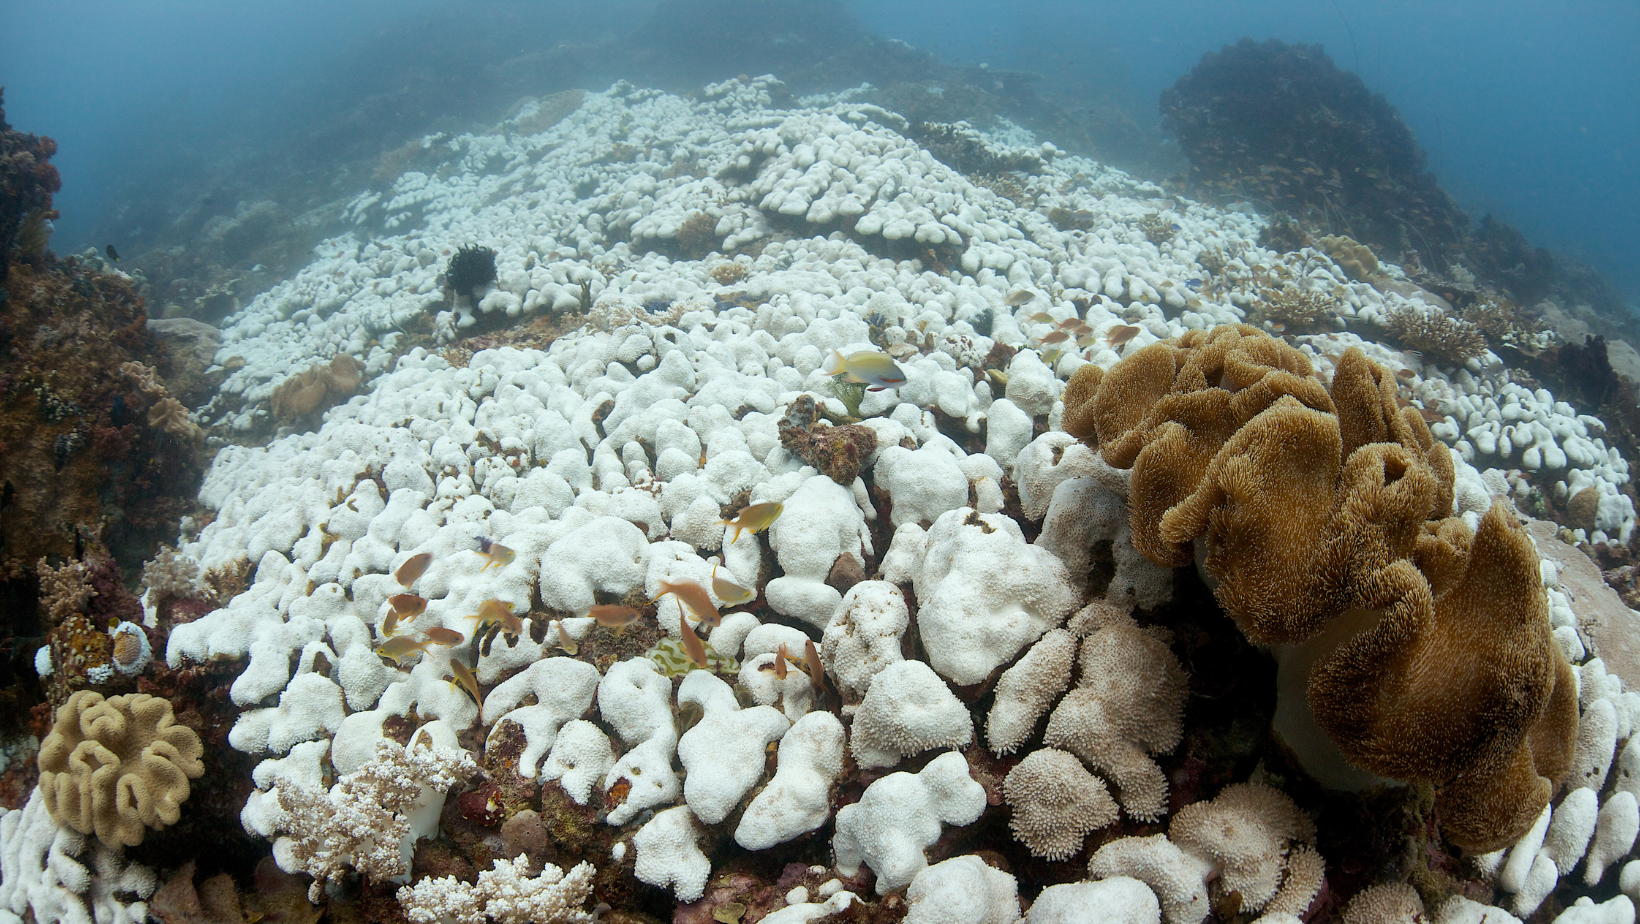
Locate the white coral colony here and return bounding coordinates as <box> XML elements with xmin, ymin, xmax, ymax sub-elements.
<box><xmin>0</xmin><ymin>57</ymin><xmax>1616</xmax><ymax>924</ymax></box>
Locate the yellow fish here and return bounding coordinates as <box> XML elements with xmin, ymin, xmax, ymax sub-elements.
<box><xmin>394</xmin><ymin>553</ymin><xmax>433</xmax><ymax>587</ymax></box>
<box><xmin>380</xmin><ymin>609</ymin><xmax>401</xmax><ymax>639</ymax></box>
<box><xmin>711</xmin><ymin>563</ymin><xmax>755</xmax><ymax>606</ymax></box>
<box><xmin>822</xmin><ymin>350</ymin><xmax>906</xmax><ymax>391</ymax></box>
<box><xmin>1006</xmin><ymin>289</ymin><xmax>1038</xmax><ymax>306</ymax></box>
<box><xmin>1027</xmin><ymin>312</ymin><xmax>1055</xmax><ymax>324</ymax></box>
<box><xmin>476</xmin><ymin>537</ymin><xmax>514</xmax><ymax>571</ymax></box>
<box><xmin>719</xmin><ymin>502</ymin><xmax>783</xmax><ymax>544</ymax></box>
<box><xmin>445</xmin><ymin>660</ymin><xmax>480</xmax><ymax>703</ymax></box>
<box><xmin>467</xmin><ymin>598</ymin><xmax>523</xmax><ymax>638</ymax></box>
<box><xmin>376</xmin><ymin>636</ymin><xmax>433</xmax><ymax>666</ymax></box>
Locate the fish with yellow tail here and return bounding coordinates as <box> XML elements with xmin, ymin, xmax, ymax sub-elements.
<box><xmin>475</xmin><ymin>537</ymin><xmax>514</xmax><ymax>572</ymax></box>
<box><xmin>445</xmin><ymin>659</ymin><xmax>481</xmax><ymax>704</ymax></box>
<box><xmin>467</xmin><ymin>598</ymin><xmax>523</xmax><ymax>639</ymax></box>
<box><xmin>718</xmin><ymin>502</ymin><xmax>783</xmax><ymax>545</ymax></box>
<box><xmin>711</xmin><ymin>562</ymin><xmax>755</xmax><ymax>606</ymax></box>
<box><xmin>376</xmin><ymin>636</ymin><xmax>434</xmax><ymax>666</ymax></box>
<box><xmin>759</xmin><ymin>642</ymin><xmax>793</xmax><ymax>680</ymax></box>
<box><xmin>822</xmin><ymin>349</ymin><xmax>906</xmax><ymax>391</ymax></box>
<box><xmin>553</xmin><ymin>620</ymin><xmax>579</xmax><ymax>656</ymax></box>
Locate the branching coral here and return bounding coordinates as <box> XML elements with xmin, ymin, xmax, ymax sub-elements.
<box><xmin>275</xmin><ymin>738</ymin><xmax>476</xmax><ymax>901</ymax></box>
<box><xmin>1380</xmin><ymin>305</ymin><xmax>1487</xmax><ymax>366</ymax></box>
<box><xmin>1062</xmin><ymin>323</ymin><xmax>1575</xmax><ymax>850</ymax></box>
<box><xmin>1255</xmin><ymin>284</ymin><xmax>1338</xmax><ymax>331</ymax></box>
<box><xmin>37</xmin><ymin>691</ymin><xmax>205</xmax><ymax>847</ymax></box>
<box><xmin>396</xmin><ymin>856</ymin><xmax>596</xmax><ymax>924</ymax></box>
<box><xmin>37</xmin><ymin>557</ymin><xmax>96</xmax><ymax>624</ymax></box>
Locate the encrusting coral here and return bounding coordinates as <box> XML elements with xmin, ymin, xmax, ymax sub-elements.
<box><xmin>36</xmin><ymin>690</ymin><xmax>205</xmax><ymax>847</ymax></box>
<box><xmin>1063</xmin><ymin>324</ymin><xmax>1576</xmax><ymax>851</ymax></box>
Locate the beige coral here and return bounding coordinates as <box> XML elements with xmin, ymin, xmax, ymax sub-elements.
<box><xmin>986</xmin><ymin>628</ymin><xmax>1076</xmax><ymax>756</ymax></box>
<box><xmin>37</xmin><ymin>690</ymin><xmax>205</xmax><ymax>847</ymax></box>
<box><xmin>1043</xmin><ymin>611</ymin><xmax>1187</xmax><ymax>821</ymax></box>
<box><xmin>1168</xmin><ymin>783</ymin><xmax>1316</xmax><ymax>914</ymax></box>
<box><xmin>1340</xmin><ymin>882</ymin><xmax>1423</xmax><ymax>924</ymax></box>
<box><xmin>146</xmin><ymin>397</ymin><xmax>202</xmax><ymax>443</ymax></box>
<box><xmin>1003</xmin><ymin>747</ymin><xmax>1118</xmax><ymax>860</ymax></box>
<box><xmin>270</xmin><ymin>353</ymin><xmax>362</xmax><ymax>422</ymax></box>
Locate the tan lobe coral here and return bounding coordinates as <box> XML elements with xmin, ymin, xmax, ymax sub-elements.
<box><xmin>1043</xmin><ymin>612</ymin><xmax>1187</xmax><ymax>821</ymax></box>
<box><xmin>270</xmin><ymin>353</ymin><xmax>362</xmax><ymax>423</ymax></box>
<box><xmin>986</xmin><ymin>627</ymin><xmax>1076</xmax><ymax>755</ymax></box>
<box><xmin>1168</xmin><ymin>782</ymin><xmax>1316</xmax><ymax>913</ymax></box>
<box><xmin>1003</xmin><ymin>747</ymin><xmax>1118</xmax><ymax>860</ymax></box>
<box><xmin>37</xmin><ymin>690</ymin><xmax>205</xmax><ymax>847</ymax></box>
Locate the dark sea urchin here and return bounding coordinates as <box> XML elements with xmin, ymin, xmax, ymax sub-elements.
<box><xmin>445</xmin><ymin>244</ymin><xmax>497</xmax><ymax>302</ymax></box>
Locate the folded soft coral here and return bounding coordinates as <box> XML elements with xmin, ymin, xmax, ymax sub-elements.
<box><xmin>1063</xmin><ymin>324</ymin><xmax>1576</xmax><ymax>851</ymax></box>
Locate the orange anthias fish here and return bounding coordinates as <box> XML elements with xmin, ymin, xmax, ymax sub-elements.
<box><xmin>425</xmin><ymin>627</ymin><xmax>465</xmax><ymax>647</ymax></box>
<box><xmin>445</xmin><ymin>659</ymin><xmax>480</xmax><ymax>703</ymax></box>
<box><xmin>711</xmin><ymin>563</ymin><xmax>755</xmax><ymax>606</ymax></box>
<box><xmin>588</xmin><ymin>604</ymin><xmax>642</xmax><ymax>633</ymax></box>
<box><xmin>719</xmin><ymin>502</ymin><xmax>783</xmax><ymax>544</ymax></box>
<box><xmin>677</xmin><ymin>604</ymin><xmax>710</xmax><ymax>671</ymax></box>
<box><xmin>389</xmin><ymin>593</ymin><xmax>427</xmax><ymax>619</ymax></box>
<box><xmin>653</xmin><ymin>579</ymin><xmax>720</xmax><ymax>628</ymax></box>
<box><xmin>380</xmin><ymin>609</ymin><xmax>402</xmax><ymax>639</ymax></box>
<box><xmin>376</xmin><ymin>636</ymin><xmax>434</xmax><ymax>666</ymax></box>
<box><xmin>799</xmin><ymin>639</ymin><xmax>826</xmax><ymax>692</ymax></box>
<box><xmin>1105</xmin><ymin>324</ymin><xmax>1143</xmax><ymax>348</ymax></box>
<box><xmin>476</xmin><ymin>537</ymin><xmax>515</xmax><ymax>571</ymax></box>
<box><xmin>759</xmin><ymin>642</ymin><xmax>792</xmax><ymax>680</ymax></box>
<box><xmin>822</xmin><ymin>349</ymin><xmax>906</xmax><ymax>391</ymax></box>
<box><xmin>394</xmin><ymin>552</ymin><xmax>433</xmax><ymax>587</ymax></box>
<box><xmin>468</xmin><ymin>598</ymin><xmax>523</xmax><ymax>638</ymax></box>
<box><xmin>1040</xmin><ymin>330</ymin><xmax>1071</xmax><ymax>345</ymax></box>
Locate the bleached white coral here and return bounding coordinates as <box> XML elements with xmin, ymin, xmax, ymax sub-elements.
<box><xmin>0</xmin><ymin>789</ymin><xmax>156</xmax><ymax>924</ymax></box>
<box><xmin>397</xmin><ymin>856</ymin><xmax>596</xmax><ymax>924</ymax></box>
<box><xmin>275</xmin><ymin>738</ymin><xmax>476</xmax><ymax>901</ymax></box>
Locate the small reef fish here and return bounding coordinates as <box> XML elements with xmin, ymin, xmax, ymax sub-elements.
<box><xmin>588</xmin><ymin>604</ymin><xmax>642</xmax><ymax>632</ymax></box>
<box><xmin>445</xmin><ymin>660</ymin><xmax>481</xmax><ymax>703</ymax></box>
<box><xmin>389</xmin><ymin>593</ymin><xmax>427</xmax><ymax>619</ymax></box>
<box><xmin>985</xmin><ymin>369</ymin><xmax>1008</xmax><ymax>388</ymax></box>
<box><xmin>425</xmin><ymin>627</ymin><xmax>465</xmax><ymax>647</ymax></box>
<box><xmin>822</xmin><ymin>350</ymin><xmax>906</xmax><ymax>391</ymax></box>
<box><xmin>1040</xmin><ymin>330</ymin><xmax>1071</xmax><ymax>345</ymax></box>
<box><xmin>678</xmin><ymin>604</ymin><xmax>710</xmax><ymax>671</ymax></box>
<box><xmin>395</xmin><ymin>553</ymin><xmax>433</xmax><ymax>587</ymax></box>
<box><xmin>1006</xmin><ymin>289</ymin><xmax>1038</xmax><ymax>306</ymax></box>
<box><xmin>554</xmin><ymin>621</ymin><xmax>579</xmax><ymax>655</ymax></box>
<box><xmin>104</xmin><ymin>244</ymin><xmax>119</xmax><ymax>262</ymax></box>
<box><xmin>759</xmin><ymin>642</ymin><xmax>792</xmax><ymax>680</ymax></box>
<box><xmin>1056</xmin><ymin>318</ymin><xmax>1085</xmax><ymax>330</ymax></box>
<box><xmin>376</xmin><ymin>636</ymin><xmax>433</xmax><ymax>666</ymax></box>
<box><xmin>711</xmin><ymin>563</ymin><xmax>755</xmax><ymax>606</ymax></box>
<box><xmin>799</xmin><ymin>639</ymin><xmax>826</xmax><ymax>692</ymax></box>
<box><xmin>380</xmin><ymin>609</ymin><xmax>401</xmax><ymax>639</ymax></box>
<box><xmin>653</xmin><ymin>578</ymin><xmax>720</xmax><ymax>627</ymax></box>
<box><xmin>719</xmin><ymin>502</ymin><xmax>783</xmax><ymax>545</ymax></box>
<box><xmin>1106</xmin><ymin>325</ymin><xmax>1144</xmax><ymax>348</ymax></box>
<box><xmin>467</xmin><ymin>598</ymin><xmax>523</xmax><ymax>638</ymax></box>
<box><xmin>476</xmin><ymin>537</ymin><xmax>514</xmax><ymax>571</ymax></box>
<box><xmin>1027</xmin><ymin>312</ymin><xmax>1055</xmax><ymax>324</ymax></box>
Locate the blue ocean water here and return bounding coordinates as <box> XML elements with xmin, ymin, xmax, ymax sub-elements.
<box><xmin>2</xmin><ymin>0</ymin><xmax>1635</xmax><ymax>303</ymax></box>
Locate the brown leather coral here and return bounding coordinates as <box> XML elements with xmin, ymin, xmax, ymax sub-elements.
<box><xmin>37</xmin><ymin>690</ymin><xmax>205</xmax><ymax>847</ymax></box>
<box><xmin>1310</xmin><ymin>501</ymin><xmax>1574</xmax><ymax>851</ymax></box>
<box><xmin>1062</xmin><ymin>324</ymin><xmax>1577</xmax><ymax>851</ymax></box>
